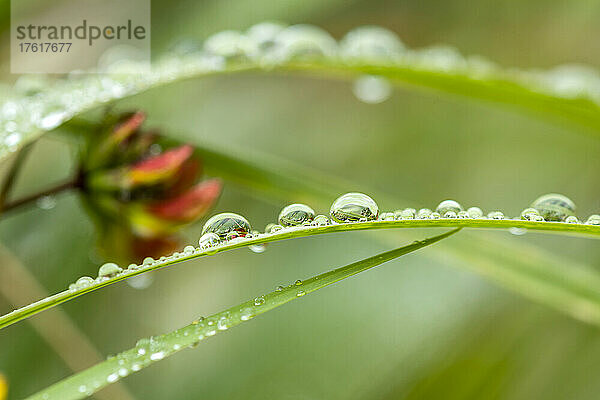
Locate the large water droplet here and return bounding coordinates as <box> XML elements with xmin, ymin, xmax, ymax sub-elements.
<box><xmin>353</xmin><ymin>75</ymin><xmax>392</xmax><ymax>104</ymax></box>
<box><xmin>586</xmin><ymin>215</ymin><xmax>600</xmax><ymax>225</ymax></box>
<box><xmin>531</xmin><ymin>193</ymin><xmax>576</xmax><ymax>222</ymax></box>
<box><xmin>467</xmin><ymin>207</ymin><xmax>483</xmax><ymax>219</ymax></box>
<box><xmin>436</xmin><ymin>200</ymin><xmax>463</xmax><ymax>215</ymax></box>
<box><xmin>339</xmin><ymin>26</ymin><xmax>404</xmax><ymax>62</ymax></box>
<box><xmin>278</xmin><ymin>203</ymin><xmax>315</xmax><ymax>226</ymax></box>
<box><xmin>98</xmin><ymin>262</ymin><xmax>122</xmax><ymax>278</ymax></box>
<box><xmin>330</xmin><ymin>192</ymin><xmax>379</xmax><ymax>223</ymax></box>
<box><xmin>202</xmin><ymin>212</ymin><xmax>251</xmax><ymax>239</ymax></box>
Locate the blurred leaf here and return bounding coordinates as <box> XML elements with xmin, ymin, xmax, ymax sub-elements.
<box><xmin>26</xmin><ymin>229</ymin><xmax>459</xmax><ymax>400</ymax></box>
<box><xmin>2</xmin><ymin>23</ymin><xmax>600</xmax><ymax>160</ymax></box>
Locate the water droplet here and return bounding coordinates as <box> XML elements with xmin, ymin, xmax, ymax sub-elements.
<box><xmin>340</xmin><ymin>26</ymin><xmax>404</xmax><ymax>62</ymax></box>
<box><xmin>565</xmin><ymin>215</ymin><xmax>579</xmax><ymax>223</ymax></box>
<box><xmin>417</xmin><ymin>208</ymin><xmax>432</xmax><ymax>219</ymax></box>
<box><xmin>72</xmin><ymin>276</ymin><xmax>94</xmax><ymax>289</ymax></box>
<box><xmin>295</xmin><ymin>279</ymin><xmax>303</xmax><ymax>286</ymax></box>
<box><xmin>183</xmin><ymin>245</ymin><xmax>196</xmax><ymax>255</ymax></box>
<box><xmin>443</xmin><ymin>211</ymin><xmax>457</xmax><ymax>218</ymax></box>
<box><xmin>142</xmin><ymin>257</ymin><xmax>155</xmax><ymax>266</ymax></box>
<box><xmin>202</xmin><ymin>213</ymin><xmax>251</xmax><ymax>239</ymax></box>
<box><xmin>586</xmin><ymin>215</ymin><xmax>600</xmax><ymax>225</ymax></box>
<box><xmin>246</xmin><ymin>22</ymin><xmax>286</xmax><ymax>51</ymax></box>
<box><xmin>488</xmin><ymin>211</ymin><xmax>505</xmax><ymax>219</ymax></box>
<box><xmin>266</xmin><ymin>224</ymin><xmax>283</xmax><ymax>233</ymax></box>
<box><xmin>467</xmin><ymin>207</ymin><xmax>483</xmax><ymax>219</ymax></box>
<box><xmin>312</xmin><ymin>214</ymin><xmax>330</xmax><ymax>226</ymax></box>
<box><xmin>240</xmin><ymin>307</ymin><xmax>255</xmax><ymax>321</ymax></box>
<box><xmin>353</xmin><ymin>75</ymin><xmax>392</xmax><ymax>104</ymax></box>
<box><xmin>330</xmin><ymin>192</ymin><xmax>379</xmax><ymax>223</ymax></box>
<box><xmin>36</xmin><ymin>195</ymin><xmax>56</xmax><ymax>210</ymax></box>
<box><xmin>275</xmin><ymin>285</ymin><xmax>285</xmax><ymax>291</ymax></box>
<box><xmin>249</xmin><ymin>244</ymin><xmax>267</xmax><ymax>253</ymax></box>
<box><xmin>150</xmin><ymin>351</ymin><xmax>165</xmax><ymax>361</ymax></box>
<box><xmin>457</xmin><ymin>211</ymin><xmax>469</xmax><ymax>219</ymax></box>
<box><xmin>278</xmin><ymin>203</ymin><xmax>315</xmax><ymax>226</ymax></box>
<box><xmin>98</xmin><ymin>262</ymin><xmax>122</xmax><ymax>278</ymax></box>
<box><xmin>127</xmin><ymin>274</ymin><xmax>154</xmax><ymax>290</ymax></box>
<box><xmin>203</xmin><ymin>30</ymin><xmax>257</xmax><ymax>60</ymax></box>
<box><xmin>378</xmin><ymin>212</ymin><xmax>395</xmax><ymax>221</ymax></box>
<box><xmin>296</xmin><ymin>290</ymin><xmax>306</xmax><ymax>297</ymax></box>
<box><xmin>78</xmin><ymin>385</ymin><xmax>87</xmax><ymax>393</ymax></box>
<box><xmin>107</xmin><ymin>373</ymin><xmax>119</xmax><ymax>383</ymax></box>
<box><xmin>509</xmin><ymin>227</ymin><xmax>527</xmax><ymax>235</ymax></box>
<box><xmin>217</xmin><ymin>316</ymin><xmax>229</xmax><ymax>330</ymax></box>
<box><xmin>521</xmin><ymin>207</ymin><xmax>542</xmax><ymax>221</ymax></box>
<box><xmin>39</xmin><ymin>111</ymin><xmax>68</xmax><ymax>130</ymax></box>
<box><xmin>436</xmin><ymin>200</ymin><xmax>463</xmax><ymax>215</ymax></box>
<box><xmin>398</xmin><ymin>208</ymin><xmax>416</xmax><ymax>219</ymax></box>
<box><xmin>118</xmin><ymin>368</ymin><xmax>128</xmax><ymax>377</ymax></box>
<box><xmin>531</xmin><ymin>193</ymin><xmax>576</xmax><ymax>221</ymax></box>
<box><xmin>272</xmin><ymin>25</ymin><xmax>337</xmax><ymax>61</ymax></box>
<box><xmin>254</xmin><ymin>296</ymin><xmax>265</xmax><ymax>306</ymax></box>
<box><xmin>429</xmin><ymin>212</ymin><xmax>441</xmax><ymax>219</ymax></box>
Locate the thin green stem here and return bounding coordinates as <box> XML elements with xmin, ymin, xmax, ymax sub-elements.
<box><xmin>0</xmin><ymin>143</ymin><xmax>34</xmax><ymax>211</ymax></box>
<box><xmin>0</xmin><ymin>218</ymin><xmax>598</xmax><ymax>331</ymax></box>
<box><xmin>0</xmin><ymin>178</ymin><xmax>78</xmax><ymax>214</ymax></box>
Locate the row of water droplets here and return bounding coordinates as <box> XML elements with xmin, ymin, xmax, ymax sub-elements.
<box><xmin>68</xmin><ymin>191</ymin><xmax>599</xmax><ymax>293</ymax></box>
<box><xmin>4</xmin><ymin>22</ymin><xmax>600</xmax><ymax>156</ymax></box>
<box><xmin>63</xmin><ymin>191</ymin><xmax>599</xmax><ymax>394</ymax></box>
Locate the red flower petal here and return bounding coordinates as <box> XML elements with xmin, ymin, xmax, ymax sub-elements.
<box><xmin>129</xmin><ymin>145</ymin><xmax>194</xmax><ymax>185</ymax></box>
<box><xmin>147</xmin><ymin>179</ymin><xmax>222</xmax><ymax>222</ymax></box>
<box><xmin>112</xmin><ymin>111</ymin><xmax>146</xmax><ymax>143</ymax></box>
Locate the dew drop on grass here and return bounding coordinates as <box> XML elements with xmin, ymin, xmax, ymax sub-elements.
<box><xmin>339</xmin><ymin>26</ymin><xmax>404</xmax><ymax>62</ymax></box>
<box><xmin>457</xmin><ymin>211</ymin><xmax>469</xmax><ymax>218</ymax></box>
<box><xmin>565</xmin><ymin>215</ymin><xmax>579</xmax><ymax>223</ymax></box>
<box><xmin>295</xmin><ymin>279</ymin><xmax>303</xmax><ymax>286</ymax></box>
<box><xmin>150</xmin><ymin>351</ymin><xmax>165</xmax><ymax>361</ymax></box>
<box><xmin>531</xmin><ymin>193</ymin><xmax>576</xmax><ymax>222</ymax></box>
<box><xmin>488</xmin><ymin>211</ymin><xmax>505</xmax><ymax>219</ymax></box>
<box><xmin>509</xmin><ymin>227</ymin><xmax>527</xmax><ymax>235</ymax></box>
<box><xmin>399</xmin><ymin>208</ymin><xmax>416</xmax><ymax>219</ymax></box>
<box><xmin>296</xmin><ymin>290</ymin><xmax>306</xmax><ymax>297</ymax></box>
<box><xmin>436</xmin><ymin>200</ymin><xmax>463</xmax><ymax>215</ymax></box>
<box><xmin>254</xmin><ymin>296</ymin><xmax>265</xmax><ymax>306</ymax></box>
<box><xmin>275</xmin><ymin>285</ymin><xmax>285</xmax><ymax>291</ymax></box>
<box><xmin>586</xmin><ymin>215</ymin><xmax>600</xmax><ymax>225</ymax></box>
<box><xmin>240</xmin><ymin>307</ymin><xmax>255</xmax><ymax>321</ymax></box>
<box><xmin>98</xmin><ymin>262</ymin><xmax>122</xmax><ymax>278</ymax></box>
<box><xmin>106</xmin><ymin>373</ymin><xmax>119</xmax><ymax>383</ymax></box>
<box><xmin>142</xmin><ymin>257</ymin><xmax>155</xmax><ymax>266</ymax></box>
<box><xmin>183</xmin><ymin>245</ymin><xmax>195</xmax><ymax>255</ymax></box>
<box><xmin>417</xmin><ymin>208</ymin><xmax>432</xmax><ymax>219</ymax></box>
<box><xmin>443</xmin><ymin>211</ymin><xmax>457</xmax><ymax>218</ymax></box>
<box><xmin>330</xmin><ymin>192</ymin><xmax>379</xmax><ymax>223</ymax></box>
<box><xmin>379</xmin><ymin>212</ymin><xmax>395</xmax><ymax>221</ymax></box>
<box><xmin>36</xmin><ymin>195</ymin><xmax>56</xmax><ymax>210</ymax></box>
<box><xmin>429</xmin><ymin>212</ymin><xmax>441</xmax><ymax>219</ymax></box>
<box><xmin>202</xmin><ymin>212</ymin><xmax>251</xmax><ymax>240</ymax></box>
<box><xmin>249</xmin><ymin>244</ymin><xmax>266</xmax><ymax>253</ymax></box>
<box><xmin>520</xmin><ymin>207</ymin><xmax>540</xmax><ymax>220</ymax></box>
<box><xmin>353</xmin><ymin>75</ymin><xmax>392</xmax><ymax>104</ymax></box>
<box><xmin>71</xmin><ymin>276</ymin><xmax>94</xmax><ymax>290</ymax></box>
<box><xmin>312</xmin><ymin>214</ymin><xmax>330</xmax><ymax>226</ymax></box>
<box><xmin>467</xmin><ymin>207</ymin><xmax>483</xmax><ymax>219</ymax></box>
<box><xmin>278</xmin><ymin>203</ymin><xmax>316</xmax><ymax>226</ymax></box>
<box><xmin>266</xmin><ymin>224</ymin><xmax>283</xmax><ymax>233</ymax></box>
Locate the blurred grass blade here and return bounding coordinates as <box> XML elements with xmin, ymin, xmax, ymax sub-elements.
<box><xmin>25</xmin><ymin>229</ymin><xmax>460</xmax><ymax>400</ymax></box>
<box><xmin>3</xmin><ymin>23</ymin><xmax>600</xmax><ymax>160</ymax></box>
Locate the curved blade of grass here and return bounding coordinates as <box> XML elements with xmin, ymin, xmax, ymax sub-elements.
<box><xmin>24</xmin><ymin>228</ymin><xmax>459</xmax><ymax>400</ymax></box>
<box><xmin>1</xmin><ymin>212</ymin><xmax>598</xmax><ymax>331</ymax></box>
<box><xmin>2</xmin><ymin>23</ymin><xmax>600</xmax><ymax>160</ymax></box>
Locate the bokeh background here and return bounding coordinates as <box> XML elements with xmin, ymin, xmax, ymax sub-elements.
<box><xmin>1</xmin><ymin>0</ymin><xmax>600</xmax><ymax>399</ymax></box>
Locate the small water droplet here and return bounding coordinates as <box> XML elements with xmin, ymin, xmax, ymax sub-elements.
<box><xmin>296</xmin><ymin>290</ymin><xmax>306</xmax><ymax>297</ymax></box>
<box><xmin>240</xmin><ymin>307</ymin><xmax>255</xmax><ymax>321</ymax></box>
<box><xmin>467</xmin><ymin>207</ymin><xmax>483</xmax><ymax>219</ymax></box>
<box><xmin>183</xmin><ymin>245</ymin><xmax>196</xmax><ymax>255</ymax></box>
<box><xmin>417</xmin><ymin>208</ymin><xmax>432</xmax><ymax>219</ymax></box>
<box><xmin>488</xmin><ymin>211</ymin><xmax>505</xmax><ymax>220</ymax></box>
<box><xmin>202</xmin><ymin>212</ymin><xmax>251</xmax><ymax>239</ymax></box>
<box><xmin>457</xmin><ymin>211</ymin><xmax>469</xmax><ymax>219</ymax></box>
<box><xmin>275</xmin><ymin>285</ymin><xmax>285</xmax><ymax>291</ymax></box>
<box><xmin>199</xmin><ymin>232</ymin><xmax>220</xmax><ymax>249</ymax></box>
<box><xmin>142</xmin><ymin>257</ymin><xmax>155</xmax><ymax>266</ymax></box>
<box><xmin>429</xmin><ymin>212</ymin><xmax>441</xmax><ymax>219</ymax></box>
<box><xmin>436</xmin><ymin>200</ymin><xmax>463</xmax><ymax>215</ymax></box>
<box><xmin>531</xmin><ymin>193</ymin><xmax>576</xmax><ymax>222</ymax></box>
<box><xmin>36</xmin><ymin>195</ymin><xmax>56</xmax><ymax>210</ymax></box>
<box><xmin>150</xmin><ymin>351</ymin><xmax>165</xmax><ymax>361</ymax></box>
<box><xmin>565</xmin><ymin>215</ymin><xmax>579</xmax><ymax>223</ymax></box>
<box><xmin>98</xmin><ymin>262</ymin><xmax>122</xmax><ymax>278</ymax></box>
<box><xmin>249</xmin><ymin>244</ymin><xmax>267</xmax><ymax>253</ymax></box>
<box><xmin>378</xmin><ymin>212</ymin><xmax>395</xmax><ymax>221</ymax></box>
<box><xmin>295</xmin><ymin>279</ymin><xmax>303</xmax><ymax>286</ymax></box>
<box><xmin>107</xmin><ymin>373</ymin><xmax>119</xmax><ymax>383</ymax></box>
<box><xmin>72</xmin><ymin>276</ymin><xmax>94</xmax><ymax>290</ymax></box>
<box><xmin>330</xmin><ymin>192</ymin><xmax>379</xmax><ymax>223</ymax></box>
<box><xmin>278</xmin><ymin>203</ymin><xmax>315</xmax><ymax>226</ymax></box>
<box><xmin>509</xmin><ymin>227</ymin><xmax>527</xmax><ymax>235</ymax></box>
<box><xmin>353</xmin><ymin>75</ymin><xmax>392</xmax><ymax>104</ymax></box>
<box><xmin>585</xmin><ymin>215</ymin><xmax>600</xmax><ymax>225</ymax></box>
<box><xmin>312</xmin><ymin>214</ymin><xmax>330</xmax><ymax>226</ymax></box>
<box><xmin>254</xmin><ymin>296</ymin><xmax>265</xmax><ymax>306</ymax></box>
<box><xmin>443</xmin><ymin>211</ymin><xmax>457</xmax><ymax>218</ymax></box>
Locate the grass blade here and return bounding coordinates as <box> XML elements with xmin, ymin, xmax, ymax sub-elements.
<box><xmin>2</xmin><ymin>23</ymin><xmax>600</xmax><ymax>160</ymax></box>
<box><xmin>24</xmin><ymin>229</ymin><xmax>460</xmax><ymax>400</ymax></box>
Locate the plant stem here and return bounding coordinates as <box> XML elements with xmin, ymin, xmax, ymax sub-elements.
<box><xmin>1</xmin><ymin>178</ymin><xmax>79</xmax><ymax>214</ymax></box>
<box><xmin>0</xmin><ymin>143</ymin><xmax>34</xmax><ymax>211</ymax></box>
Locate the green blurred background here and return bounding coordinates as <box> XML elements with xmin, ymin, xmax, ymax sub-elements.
<box><xmin>1</xmin><ymin>0</ymin><xmax>600</xmax><ymax>399</ymax></box>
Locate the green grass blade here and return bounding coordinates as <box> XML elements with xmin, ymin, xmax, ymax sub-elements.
<box><xmin>24</xmin><ymin>229</ymin><xmax>460</xmax><ymax>400</ymax></box>
<box><xmin>1</xmin><ymin>213</ymin><xmax>598</xmax><ymax>331</ymax></box>
<box><xmin>2</xmin><ymin>23</ymin><xmax>600</xmax><ymax>160</ymax></box>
